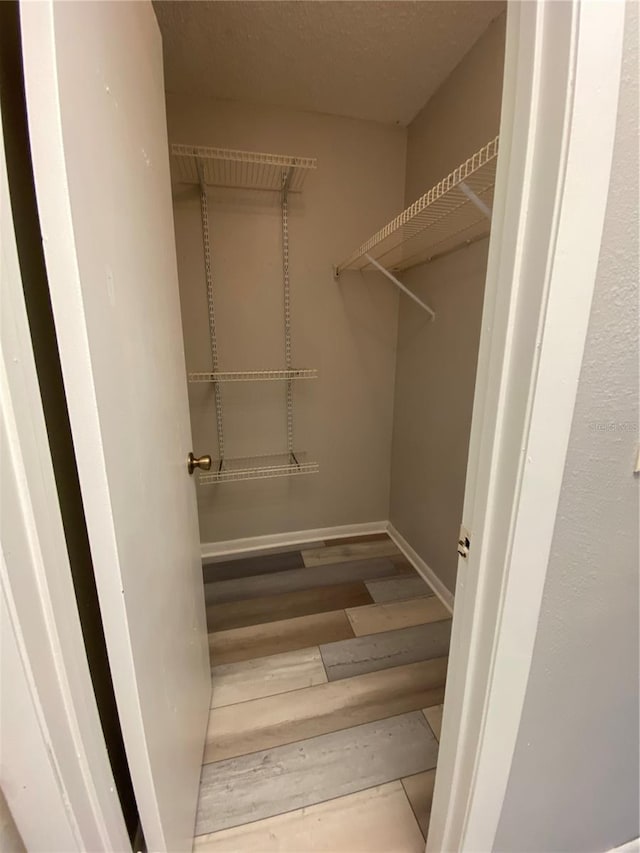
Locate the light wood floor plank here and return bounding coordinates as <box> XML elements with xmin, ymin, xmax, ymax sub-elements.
<box><xmin>402</xmin><ymin>770</ymin><xmax>437</xmax><ymax>841</ymax></box>
<box><xmin>347</xmin><ymin>596</ymin><xmax>451</xmax><ymax>636</ymax></box>
<box><xmin>211</xmin><ymin>647</ymin><xmax>327</xmax><ymax>708</ymax></box>
<box><xmin>365</xmin><ymin>575</ymin><xmax>434</xmax><ymax>603</ymax></box>
<box><xmin>204</xmin><ymin>657</ymin><xmax>447</xmax><ymax>763</ymax></box>
<box><xmin>423</xmin><ymin>704</ymin><xmax>444</xmax><ymax>741</ymax></box>
<box><xmin>205</xmin><ymin>557</ymin><xmax>408</xmax><ymax>605</ymax></box>
<box><xmin>302</xmin><ymin>540</ymin><xmax>400</xmax><ymax>567</ymax></box>
<box><xmin>209</xmin><ymin>610</ymin><xmax>354</xmax><ymax>666</ymax></box>
<box><xmin>206</xmin><ymin>581</ymin><xmax>373</xmax><ymax>632</ymax></box>
<box><xmin>193</xmin><ymin>781</ymin><xmax>425</xmax><ymax>852</ymax></box>
<box><xmin>195</xmin><ymin>712</ymin><xmax>438</xmax><ymax>835</ymax></box>
<box><xmin>320</xmin><ymin>621</ymin><xmax>452</xmax><ymax>681</ymax></box>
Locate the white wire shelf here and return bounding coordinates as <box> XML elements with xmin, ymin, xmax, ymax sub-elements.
<box><xmin>199</xmin><ymin>452</ymin><xmax>319</xmax><ymax>484</ymax></box>
<box><xmin>171</xmin><ymin>145</ymin><xmax>317</xmax><ymax>192</ymax></box>
<box><xmin>336</xmin><ymin>136</ymin><xmax>499</xmax><ymax>275</ymax></box>
<box><xmin>188</xmin><ymin>368</ymin><xmax>318</xmax><ymax>383</ymax></box>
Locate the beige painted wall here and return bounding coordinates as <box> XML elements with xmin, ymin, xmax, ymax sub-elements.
<box><xmin>389</xmin><ymin>12</ymin><xmax>506</xmax><ymax>594</ymax></box>
<box><xmin>166</xmin><ymin>97</ymin><xmax>405</xmax><ymax>542</ymax></box>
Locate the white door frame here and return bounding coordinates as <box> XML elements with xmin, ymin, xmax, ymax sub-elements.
<box><xmin>0</xmin><ymin>0</ymin><xmax>626</xmax><ymax>849</ymax></box>
<box><xmin>427</xmin><ymin>1</ymin><xmax>626</xmax><ymax>851</ymax></box>
<box><xmin>0</xmin><ymin>114</ymin><xmax>129</xmax><ymax>850</ymax></box>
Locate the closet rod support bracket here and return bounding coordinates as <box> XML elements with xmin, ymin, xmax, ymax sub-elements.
<box><xmin>458</xmin><ymin>181</ymin><xmax>492</xmax><ymax>219</ymax></box>
<box><xmin>364</xmin><ymin>254</ymin><xmax>435</xmax><ymax>320</ymax></box>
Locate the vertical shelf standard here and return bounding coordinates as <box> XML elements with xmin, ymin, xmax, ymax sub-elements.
<box><xmin>171</xmin><ymin>145</ymin><xmax>319</xmax><ymax>483</ymax></box>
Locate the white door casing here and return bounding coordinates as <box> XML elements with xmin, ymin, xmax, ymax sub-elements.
<box><xmin>427</xmin><ymin>1</ymin><xmax>626</xmax><ymax>850</ymax></box>
<box><xmin>20</xmin><ymin>3</ymin><xmax>211</xmax><ymax>850</ymax></box>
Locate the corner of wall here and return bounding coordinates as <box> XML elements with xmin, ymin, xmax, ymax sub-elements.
<box><xmin>388</xmin><ymin>14</ymin><xmax>506</xmax><ymax>597</ymax></box>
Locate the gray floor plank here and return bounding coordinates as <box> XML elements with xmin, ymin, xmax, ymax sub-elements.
<box><xmin>204</xmin><ymin>557</ymin><xmax>410</xmax><ymax>605</ymax></box>
<box><xmin>195</xmin><ymin>711</ymin><xmax>438</xmax><ymax>835</ymax></box>
<box><xmin>320</xmin><ymin>621</ymin><xmax>452</xmax><ymax>681</ymax></box>
<box><xmin>202</xmin><ymin>550</ymin><xmax>304</xmax><ymax>584</ymax></box>
<box><xmin>365</xmin><ymin>575</ymin><xmax>434</xmax><ymax>603</ymax></box>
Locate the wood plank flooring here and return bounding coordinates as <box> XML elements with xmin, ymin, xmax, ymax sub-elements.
<box><xmin>346</xmin><ymin>595</ymin><xmax>450</xmax><ymax>636</ymax></box>
<box><xmin>301</xmin><ymin>540</ymin><xmax>401</xmax><ymax>567</ymax></box>
<box><xmin>320</xmin><ymin>620</ymin><xmax>452</xmax><ymax>681</ymax></box>
<box><xmin>209</xmin><ymin>610</ymin><xmax>354</xmax><ymax>665</ymax></box>
<box><xmin>204</xmin><ymin>658</ymin><xmax>447</xmax><ymax>763</ymax></box>
<box><xmin>402</xmin><ymin>770</ymin><xmax>437</xmax><ymax>839</ymax></box>
<box><xmin>194</xmin><ymin>782</ymin><xmax>425</xmax><ymax>853</ymax></box>
<box><xmin>202</xmin><ymin>548</ymin><xmax>304</xmax><ymax>584</ymax></box>
<box><xmin>206</xmin><ymin>580</ymin><xmax>373</xmax><ymax>632</ymax></box>
<box><xmin>424</xmin><ymin>703</ymin><xmax>444</xmax><ymax>741</ymax></box>
<box><xmin>197</xmin><ymin>713</ymin><xmax>438</xmax><ymax>835</ymax></box>
<box><xmin>210</xmin><ymin>648</ymin><xmax>327</xmax><ymax>708</ymax></box>
<box><xmin>204</xmin><ymin>556</ymin><xmax>411</xmax><ymax>606</ymax></box>
<box><xmin>365</xmin><ymin>574</ymin><xmax>435</xmax><ymax>603</ymax></box>
<box><xmin>195</xmin><ymin>533</ymin><xmax>453</xmax><ymax>849</ymax></box>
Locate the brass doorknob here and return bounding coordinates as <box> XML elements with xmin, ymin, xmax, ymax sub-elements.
<box><xmin>187</xmin><ymin>452</ymin><xmax>212</xmax><ymax>475</ymax></box>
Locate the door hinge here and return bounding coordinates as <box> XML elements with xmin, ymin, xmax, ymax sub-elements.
<box><xmin>457</xmin><ymin>525</ymin><xmax>471</xmax><ymax>559</ymax></box>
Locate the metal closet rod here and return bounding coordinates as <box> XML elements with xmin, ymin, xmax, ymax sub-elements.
<box><xmin>364</xmin><ymin>254</ymin><xmax>436</xmax><ymax>320</ymax></box>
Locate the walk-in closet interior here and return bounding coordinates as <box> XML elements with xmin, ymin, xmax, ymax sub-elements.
<box><xmin>155</xmin><ymin>1</ymin><xmax>506</xmax><ymax>846</ymax></box>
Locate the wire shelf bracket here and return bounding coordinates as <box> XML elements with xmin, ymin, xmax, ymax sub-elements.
<box><xmin>458</xmin><ymin>181</ymin><xmax>493</xmax><ymax>219</ymax></box>
<box><xmin>364</xmin><ymin>254</ymin><xmax>435</xmax><ymax>319</ymax></box>
<box><xmin>335</xmin><ymin>136</ymin><xmax>499</xmax><ymax>277</ymax></box>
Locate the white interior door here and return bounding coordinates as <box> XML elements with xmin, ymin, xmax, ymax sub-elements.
<box><xmin>20</xmin><ymin>2</ymin><xmax>211</xmax><ymax>850</ymax></box>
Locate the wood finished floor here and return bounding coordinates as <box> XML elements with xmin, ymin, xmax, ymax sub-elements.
<box><xmin>195</xmin><ymin>534</ymin><xmax>451</xmax><ymax>851</ymax></box>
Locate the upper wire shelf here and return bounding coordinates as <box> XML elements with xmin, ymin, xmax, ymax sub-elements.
<box><xmin>335</xmin><ymin>136</ymin><xmax>499</xmax><ymax>275</ymax></box>
<box><xmin>188</xmin><ymin>368</ymin><xmax>318</xmax><ymax>383</ymax></box>
<box><xmin>171</xmin><ymin>145</ymin><xmax>317</xmax><ymax>192</ymax></box>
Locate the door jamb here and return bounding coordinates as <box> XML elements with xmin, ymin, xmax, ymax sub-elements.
<box><xmin>1</xmin><ymin>0</ymin><xmax>626</xmax><ymax>848</ymax></box>
<box><xmin>0</xmin><ymin>114</ymin><xmax>130</xmax><ymax>851</ymax></box>
<box><xmin>427</xmin><ymin>1</ymin><xmax>626</xmax><ymax>850</ymax></box>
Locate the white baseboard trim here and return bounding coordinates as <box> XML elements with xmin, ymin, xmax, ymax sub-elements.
<box><xmin>608</xmin><ymin>840</ymin><xmax>640</xmax><ymax>853</ymax></box>
<box><xmin>201</xmin><ymin>520</ymin><xmax>455</xmax><ymax>614</ymax></box>
<box><xmin>201</xmin><ymin>520</ymin><xmax>389</xmax><ymax>562</ymax></box>
<box><xmin>387</xmin><ymin>523</ymin><xmax>454</xmax><ymax>613</ymax></box>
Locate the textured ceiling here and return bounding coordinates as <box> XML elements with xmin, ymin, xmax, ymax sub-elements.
<box><xmin>154</xmin><ymin>1</ymin><xmax>505</xmax><ymax>126</ymax></box>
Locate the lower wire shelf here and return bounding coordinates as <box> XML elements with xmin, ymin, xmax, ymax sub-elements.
<box><xmin>198</xmin><ymin>451</ymin><xmax>319</xmax><ymax>484</ymax></box>
<box><xmin>188</xmin><ymin>368</ymin><xmax>317</xmax><ymax>383</ymax></box>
